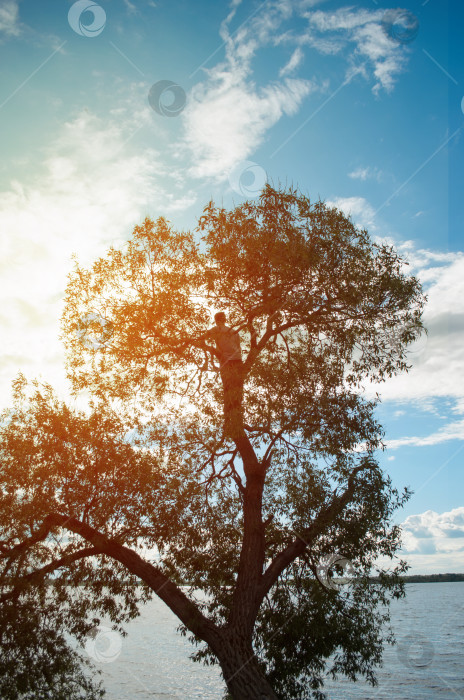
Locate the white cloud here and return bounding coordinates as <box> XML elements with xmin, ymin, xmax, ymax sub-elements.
<box><xmin>309</xmin><ymin>7</ymin><xmax>378</xmax><ymax>32</ymax></box>
<box><xmin>387</xmin><ymin>420</ymin><xmax>464</xmax><ymax>449</ymax></box>
<box><xmin>348</xmin><ymin>166</ymin><xmax>371</xmax><ymax>181</ymax></box>
<box><xmin>326</xmin><ymin>196</ymin><xmax>376</xmax><ymax>229</ymax></box>
<box><xmin>279</xmin><ymin>47</ymin><xmax>304</xmax><ymax>76</ymax></box>
<box><xmin>180</xmin><ymin>0</ymin><xmax>318</xmax><ymax>179</ymax></box>
<box><xmin>348</xmin><ymin>165</ymin><xmax>383</xmax><ymax>182</ymax></box>
<box><xmin>370</xmin><ymin>252</ymin><xmax>464</xmax><ymax>410</ymax></box>
<box><xmin>181</xmin><ymin>2</ymin><xmax>412</xmax><ymax>179</ymax></box>
<box><xmin>306</xmin><ymin>201</ymin><xmax>464</xmax><ymax>440</ymax></box>
<box><xmin>0</xmin><ymin>0</ymin><xmax>20</xmax><ymax>37</ymax></box>
<box><xmin>359</xmin><ymin>246</ymin><xmax>464</xmax><ymax>451</ymax></box>
<box><xmin>305</xmin><ymin>7</ymin><xmax>410</xmax><ymax>93</ymax></box>
<box><xmin>183</xmin><ymin>77</ymin><xmax>315</xmax><ymax>179</ymax></box>
<box><xmin>320</xmin><ymin>194</ymin><xmax>464</xmax><ymax>446</ymax></box>
<box><xmin>398</xmin><ymin>508</ymin><xmax>464</xmax><ymax>573</ymax></box>
<box><xmin>323</xmin><ymin>194</ymin><xmax>464</xmax><ymax>432</ymax></box>
<box><xmin>376</xmin><ymin>508</ymin><xmax>464</xmax><ymax>574</ymax></box>
<box><xmin>404</xmin><ymin>508</ymin><xmax>464</xmax><ymax>540</ymax></box>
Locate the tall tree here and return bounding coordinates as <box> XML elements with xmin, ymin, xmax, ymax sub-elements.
<box><xmin>1</xmin><ymin>186</ymin><xmax>424</xmax><ymax>699</ymax></box>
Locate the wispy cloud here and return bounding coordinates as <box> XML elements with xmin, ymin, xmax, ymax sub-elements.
<box><xmin>348</xmin><ymin>165</ymin><xmax>383</xmax><ymax>182</ymax></box>
<box><xmin>0</xmin><ymin>0</ymin><xmax>21</xmax><ymax>38</ymax></box>
<box><xmin>123</xmin><ymin>0</ymin><xmax>138</xmax><ymax>15</ymax></box>
<box><xmin>183</xmin><ymin>77</ymin><xmax>316</xmax><ymax>179</ymax></box>
<box><xmin>180</xmin><ymin>0</ymin><xmax>319</xmax><ymax>179</ymax></box>
<box><xmin>387</xmin><ymin>420</ymin><xmax>464</xmax><ymax>449</ymax></box>
<box><xmin>303</xmin><ymin>6</ymin><xmax>410</xmax><ymax>93</ymax></box>
<box><xmin>181</xmin><ymin>1</ymin><xmax>413</xmax><ymax>179</ymax></box>
<box><xmin>279</xmin><ymin>47</ymin><xmax>304</xmax><ymax>77</ymax></box>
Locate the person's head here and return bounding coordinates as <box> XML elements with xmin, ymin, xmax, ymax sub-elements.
<box><xmin>214</xmin><ymin>311</ymin><xmax>227</xmax><ymax>326</ymax></box>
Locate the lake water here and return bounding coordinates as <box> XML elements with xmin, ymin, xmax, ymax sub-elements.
<box><xmin>86</xmin><ymin>583</ymin><xmax>464</xmax><ymax>699</ymax></box>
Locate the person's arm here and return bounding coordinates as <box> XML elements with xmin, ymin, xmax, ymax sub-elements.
<box><xmin>196</xmin><ymin>327</ymin><xmax>215</xmax><ymax>343</ymax></box>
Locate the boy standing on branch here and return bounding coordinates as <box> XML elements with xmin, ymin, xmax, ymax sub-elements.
<box><xmin>204</xmin><ymin>312</ymin><xmax>244</xmax><ymax>436</ymax></box>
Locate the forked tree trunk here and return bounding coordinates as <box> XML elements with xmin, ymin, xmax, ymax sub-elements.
<box><xmin>214</xmin><ymin>636</ymin><xmax>279</xmax><ymax>700</ymax></box>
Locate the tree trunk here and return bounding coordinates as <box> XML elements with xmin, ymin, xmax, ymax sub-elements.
<box><xmin>215</xmin><ymin>636</ymin><xmax>279</xmax><ymax>700</ymax></box>
<box><xmin>217</xmin><ymin>357</ymin><xmax>277</xmax><ymax>698</ymax></box>
<box><xmin>220</xmin><ymin>358</ymin><xmax>245</xmax><ymax>438</ymax></box>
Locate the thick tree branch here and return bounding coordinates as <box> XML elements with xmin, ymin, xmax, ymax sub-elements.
<box><xmin>38</xmin><ymin>513</ymin><xmax>220</xmax><ymax>644</ymax></box>
<box><xmin>259</xmin><ymin>462</ymin><xmax>372</xmax><ymax>598</ymax></box>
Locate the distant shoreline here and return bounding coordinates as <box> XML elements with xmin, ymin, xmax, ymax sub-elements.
<box><xmin>37</xmin><ymin>573</ymin><xmax>464</xmax><ymax>586</ymax></box>
<box><xmin>398</xmin><ymin>573</ymin><xmax>464</xmax><ymax>583</ymax></box>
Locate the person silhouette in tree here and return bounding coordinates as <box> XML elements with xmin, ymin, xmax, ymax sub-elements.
<box><xmin>203</xmin><ymin>312</ymin><xmax>244</xmax><ymax>436</ymax></box>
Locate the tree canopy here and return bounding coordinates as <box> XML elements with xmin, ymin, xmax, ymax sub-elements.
<box><xmin>1</xmin><ymin>185</ymin><xmax>425</xmax><ymax>699</ymax></box>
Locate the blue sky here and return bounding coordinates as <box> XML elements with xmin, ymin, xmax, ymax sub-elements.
<box><xmin>1</xmin><ymin>0</ymin><xmax>463</xmax><ymax>573</ymax></box>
